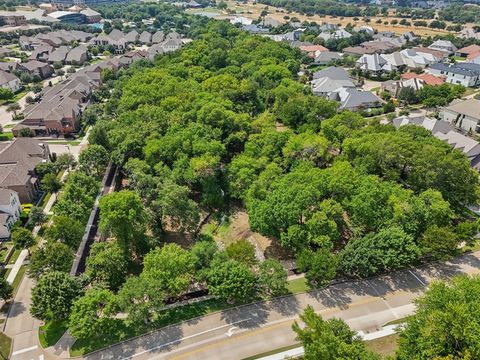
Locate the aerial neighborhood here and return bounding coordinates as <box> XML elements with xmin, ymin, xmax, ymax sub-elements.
<box><xmin>1</xmin><ymin>0</ymin><xmax>480</xmax><ymax>360</ymax></box>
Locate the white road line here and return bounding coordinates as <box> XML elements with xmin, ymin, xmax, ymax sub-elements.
<box><xmin>408</xmin><ymin>269</ymin><xmax>427</xmax><ymax>287</ymax></box>
<box><xmin>120</xmin><ymin>318</ymin><xmax>250</xmax><ymax>360</ymax></box>
<box><xmin>11</xmin><ymin>345</ymin><xmax>38</xmax><ymax>356</ymax></box>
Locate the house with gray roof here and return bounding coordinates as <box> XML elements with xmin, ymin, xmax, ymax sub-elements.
<box><xmin>429</xmin><ymin>62</ymin><xmax>480</xmax><ymax>87</ymax></box>
<box><xmin>242</xmin><ymin>24</ymin><xmax>269</xmax><ymax>34</ymax></box>
<box><xmin>18</xmin><ymin>60</ymin><xmax>54</xmax><ymax>79</ymax></box>
<box><xmin>66</xmin><ymin>45</ymin><xmax>88</xmax><ymax>65</ymax></box>
<box><xmin>139</xmin><ymin>31</ymin><xmax>152</xmax><ymax>44</ymax></box>
<box><xmin>312</xmin><ymin>66</ymin><xmax>351</xmax><ymax>81</ymax></box>
<box><xmin>152</xmin><ymin>31</ymin><xmax>165</xmax><ymax>44</ymax></box>
<box><xmin>312</xmin><ymin>51</ymin><xmax>341</xmax><ymax>65</ymax></box>
<box><xmin>0</xmin><ymin>138</ymin><xmax>50</xmax><ymax>203</ymax></box>
<box><xmin>311</xmin><ymin>66</ymin><xmax>356</xmax><ymax>97</ymax></box>
<box><xmin>125</xmin><ymin>30</ymin><xmax>139</xmax><ymax>43</ymax></box>
<box><xmin>318</xmin><ymin>29</ymin><xmax>352</xmax><ymax>41</ymax></box>
<box><xmin>428</xmin><ymin>40</ymin><xmax>457</xmax><ymax>55</ymax></box>
<box><xmin>333</xmin><ymin>87</ymin><xmax>382</xmax><ymax>110</ymax></box>
<box><xmin>440</xmin><ymin>98</ymin><xmax>480</xmax><ymax>132</ymax></box>
<box><xmin>47</xmin><ymin>45</ymin><xmax>70</xmax><ymax>64</ymax></box>
<box><xmin>356</xmin><ymin>54</ymin><xmax>389</xmax><ymax>75</ymax></box>
<box><xmin>0</xmin><ymin>70</ymin><xmax>21</xmax><ymax>93</ymax></box>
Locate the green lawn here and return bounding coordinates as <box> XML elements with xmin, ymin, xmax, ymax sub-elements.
<box><xmin>46</xmin><ymin>140</ymin><xmax>81</xmax><ymax>146</ymax></box>
<box><xmin>365</xmin><ymin>333</ymin><xmax>400</xmax><ymax>357</ymax></box>
<box><xmin>11</xmin><ymin>266</ymin><xmax>26</xmax><ymax>295</ymax></box>
<box><xmin>242</xmin><ymin>344</ymin><xmax>301</xmax><ymax>360</ymax></box>
<box><xmin>39</xmin><ymin>321</ymin><xmax>68</xmax><ymax>348</ymax></box>
<box><xmin>7</xmin><ymin>249</ymin><xmax>21</xmax><ymax>265</ymax></box>
<box><xmin>384</xmin><ymin>316</ymin><xmax>413</xmax><ymax>327</ymax></box>
<box><xmin>0</xmin><ymin>331</ymin><xmax>12</xmax><ymax>360</ymax></box>
<box><xmin>0</xmin><ymin>133</ymin><xmax>14</xmax><ymax>142</ymax></box>
<box><xmin>70</xmin><ymin>298</ymin><xmax>230</xmax><ymax>356</ymax></box>
<box><xmin>287</xmin><ymin>277</ymin><xmax>308</xmax><ymax>294</ymax></box>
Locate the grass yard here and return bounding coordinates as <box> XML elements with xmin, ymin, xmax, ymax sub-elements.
<box><xmin>39</xmin><ymin>321</ymin><xmax>68</xmax><ymax>348</ymax></box>
<box><xmin>45</xmin><ymin>140</ymin><xmax>81</xmax><ymax>146</ymax></box>
<box><xmin>11</xmin><ymin>266</ymin><xmax>26</xmax><ymax>295</ymax></box>
<box><xmin>287</xmin><ymin>277</ymin><xmax>308</xmax><ymax>294</ymax></box>
<box><xmin>365</xmin><ymin>333</ymin><xmax>400</xmax><ymax>357</ymax></box>
<box><xmin>70</xmin><ymin>298</ymin><xmax>230</xmax><ymax>356</ymax></box>
<box><xmin>0</xmin><ymin>331</ymin><xmax>12</xmax><ymax>360</ymax></box>
<box><xmin>384</xmin><ymin>315</ymin><xmax>412</xmax><ymax>327</ymax></box>
<box><xmin>0</xmin><ymin>133</ymin><xmax>14</xmax><ymax>142</ymax></box>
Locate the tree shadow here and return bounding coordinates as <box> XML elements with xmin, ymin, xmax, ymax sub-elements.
<box><xmin>269</xmin><ymin>295</ymin><xmax>300</xmax><ymax>317</ymax></box>
<box><xmin>220</xmin><ymin>301</ymin><xmax>269</xmax><ymax>329</ymax></box>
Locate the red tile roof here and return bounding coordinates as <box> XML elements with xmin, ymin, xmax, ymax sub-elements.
<box><xmin>401</xmin><ymin>72</ymin><xmax>445</xmax><ymax>86</ymax></box>
<box><xmin>458</xmin><ymin>44</ymin><xmax>480</xmax><ymax>55</ymax></box>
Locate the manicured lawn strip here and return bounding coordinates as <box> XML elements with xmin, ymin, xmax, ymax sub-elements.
<box><xmin>39</xmin><ymin>321</ymin><xmax>68</xmax><ymax>348</ymax></box>
<box><xmin>365</xmin><ymin>333</ymin><xmax>400</xmax><ymax>357</ymax></box>
<box><xmin>0</xmin><ymin>331</ymin><xmax>12</xmax><ymax>360</ymax></box>
<box><xmin>11</xmin><ymin>266</ymin><xmax>26</xmax><ymax>295</ymax></box>
<box><xmin>0</xmin><ymin>133</ymin><xmax>13</xmax><ymax>141</ymax></box>
<box><xmin>46</xmin><ymin>140</ymin><xmax>81</xmax><ymax>146</ymax></box>
<box><xmin>7</xmin><ymin>249</ymin><xmax>21</xmax><ymax>265</ymax></box>
<box><xmin>384</xmin><ymin>315</ymin><xmax>413</xmax><ymax>327</ymax></box>
<box><xmin>242</xmin><ymin>343</ymin><xmax>301</xmax><ymax>360</ymax></box>
<box><xmin>70</xmin><ymin>298</ymin><xmax>229</xmax><ymax>356</ymax></box>
<box><xmin>287</xmin><ymin>277</ymin><xmax>308</xmax><ymax>294</ymax></box>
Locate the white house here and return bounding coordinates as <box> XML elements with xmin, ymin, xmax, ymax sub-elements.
<box><xmin>0</xmin><ymin>70</ymin><xmax>21</xmax><ymax>93</ymax></box>
<box><xmin>428</xmin><ymin>62</ymin><xmax>480</xmax><ymax>87</ymax></box>
<box><xmin>428</xmin><ymin>40</ymin><xmax>458</xmax><ymax>55</ymax></box>
<box><xmin>440</xmin><ymin>98</ymin><xmax>480</xmax><ymax>132</ymax></box>
<box><xmin>0</xmin><ymin>190</ymin><xmax>21</xmax><ymax>241</ymax></box>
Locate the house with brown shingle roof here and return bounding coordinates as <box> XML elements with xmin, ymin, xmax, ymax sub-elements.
<box><xmin>0</xmin><ymin>138</ymin><xmax>50</xmax><ymax>203</ymax></box>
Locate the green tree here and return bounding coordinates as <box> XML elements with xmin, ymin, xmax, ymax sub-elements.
<box><xmin>207</xmin><ymin>258</ymin><xmax>257</xmax><ymax>303</ymax></box>
<box><xmin>69</xmin><ymin>288</ymin><xmax>117</xmax><ymax>340</ymax></box>
<box><xmin>99</xmin><ymin>190</ymin><xmax>147</xmax><ymax>255</ymax></box>
<box><xmin>28</xmin><ymin>242</ymin><xmax>74</xmax><ymax>279</ymax></box>
<box><xmin>86</xmin><ymin>242</ymin><xmax>128</xmax><ymax>290</ymax></box>
<box><xmin>45</xmin><ymin>215</ymin><xmax>84</xmax><ymax>249</ymax></box>
<box><xmin>0</xmin><ymin>277</ymin><xmax>13</xmax><ymax>302</ymax></box>
<box><xmin>142</xmin><ymin>244</ymin><xmax>195</xmax><ymax>298</ymax></box>
<box><xmin>225</xmin><ymin>239</ymin><xmax>257</xmax><ymax>267</ymax></box>
<box><xmin>41</xmin><ymin>173</ymin><xmax>61</xmax><ymax>193</ymax></box>
<box><xmin>397</xmin><ymin>275</ymin><xmax>480</xmax><ymax>360</ymax></box>
<box><xmin>397</xmin><ymin>86</ymin><xmax>418</xmax><ymax>104</ymax></box>
<box><xmin>293</xmin><ymin>306</ymin><xmax>380</xmax><ymax>360</ymax></box>
<box><xmin>297</xmin><ymin>249</ymin><xmax>337</xmax><ymax>288</ymax></box>
<box><xmin>420</xmin><ymin>225</ymin><xmax>459</xmax><ymax>260</ymax></box>
<box><xmin>258</xmin><ymin>259</ymin><xmax>288</xmax><ymax>296</ymax></box>
<box><xmin>191</xmin><ymin>238</ymin><xmax>218</xmax><ymax>279</ymax></box>
<box><xmin>11</xmin><ymin>228</ymin><xmax>36</xmax><ymax>254</ymax></box>
<box><xmin>339</xmin><ymin>226</ymin><xmax>421</xmax><ymax>278</ymax></box>
<box><xmin>79</xmin><ymin>144</ymin><xmax>109</xmax><ymax>177</ymax></box>
<box><xmin>31</xmin><ymin>271</ymin><xmax>83</xmax><ymax>322</ymax></box>
<box><xmin>28</xmin><ymin>206</ymin><xmax>46</xmax><ymax>225</ymax></box>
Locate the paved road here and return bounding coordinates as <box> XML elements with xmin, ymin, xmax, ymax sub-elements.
<box><xmin>5</xmin><ymin>251</ymin><xmax>480</xmax><ymax>360</ymax></box>
<box><xmin>80</xmin><ymin>251</ymin><xmax>480</xmax><ymax>360</ymax></box>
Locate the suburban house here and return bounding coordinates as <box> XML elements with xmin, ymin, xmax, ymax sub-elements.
<box><xmin>312</xmin><ymin>51</ymin><xmax>341</xmax><ymax>65</ymax></box>
<box><xmin>18</xmin><ymin>60</ymin><xmax>54</xmax><ymax>79</ymax></box>
<box><xmin>400</xmin><ymin>72</ymin><xmax>445</xmax><ymax>86</ymax></box>
<box><xmin>332</xmin><ymin>87</ymin><xmax>383</xmax><ymax>110</ymax></box>
<box><xmin>47</xmin><ymin>45</ymin><xmax>70</xmax><ymax>63</ymax></box>
<box><xmin>139</xmin><ymin>31</ymin><xmax>152</xmax><ymax>45</ymax></box>
<box><xmin>0</xmin><ymin>189</ymin><xmax>21</xmax><ymax>241</ymax></box>
<box><xmin>0</xmin><ymin>48</ymin><xmax>13</xmax><ymax>58</ymax></box>
<box><xmin>428</xmin><ymin>40</ymin><xmax>458</xmax><ymax>55</ymax></box>
<box><xmin>125</xmin><ymin>30</ymin><xmax>139</xmax><ymax>43</ymax></box>
<box><xmin>65</xmin><ymin>45</ymin><xmax>88</xmax><ymax>65</ymax></box>
<box><xmin>0</xmin><ymin>70</ymin><xmax>21</xmax><ymax>93</ymax></box>
<box><xmin>393</xmin><ymin>114</ymin><xmax>480</xmax><ymax>169</ymax></box>
<box><xmin>92</xmin><ymin>30</ymin><xmax>127</xmax><ymax>53</ymax></box>
<box><xmin>152</xmin><ymin>31</ymin><xmax>165</xmax><ymax>44</ymax></box>
<box><xmin>0</xmin><ymin>138</ymin><xmax>50</xmax><ymax>203</ymax></box>
<box><xmin>441</xmin><ymin>98</ymin><xmax>480</xmax><ymax>132</ymax></box>
<box><xmin>456</xmin><ymin>44</ymin><xmax>480</xmax><ymax>58</ymax></box>
<box><xmin>242</xmin><ymin>24</ymin><xmax>270</xmax><ymax>34</ymax></box>
<box><xmin>382</xmin><ymin>77</ymin><xmax>426</xmax><ymax>97</ymax></box>
<box><xmin>318</xmin><ymin>29</ymin><xmax>352</xmax><ymax>41</ymax></box>
<box><xmin>398</xmin><ymin>48</ymin><xmax>442</xmax><ymax>69</ymax></box>
<box><xmin>356</xmin><ymin>54</ymin><xmax>389</xmax><ymax>74</ymax></box>
<box><xmin>299</xmin><ymin>44</ymin><xmax>328</xmax><ymax>58</ymax></box>
<box><xmin>311</xmin><ymin>67</ymin><xmax>355</xmax><ymax>96</ymax></box>
<box><xmin>428</xmin><ymin>62</ymin><xmax>480</xmax><ymax>87</ymax></box>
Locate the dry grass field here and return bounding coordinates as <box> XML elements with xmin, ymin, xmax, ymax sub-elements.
<box><xmin>195</xmin><ymin>0</ymin><xmax>463</xmax><ymax>37</ymax></box>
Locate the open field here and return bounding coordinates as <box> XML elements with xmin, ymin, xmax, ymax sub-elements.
<box><xmin>192</xmin><ymin>0</ymin><xmax>464</xmax><ymax>37</ymax></box>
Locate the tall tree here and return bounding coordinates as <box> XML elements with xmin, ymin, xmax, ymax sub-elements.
<box><xmin>79</xmin><ymin>144</ymin><xmax>109</xmax><ymax>177</ymax></box>
<box><xmin>86</xmin><ymin>242</ymin><xmax>128</xmax><ymax>290</ymax></box>
<box><xmin>293</xmin><ymin>306</ymin><xmax>380</xmax><ymax>360</ymax></box>
<box><xmin>28</xmin><ymin>242</ymin><xmax>74</xmax><ymax>279</ymax></box>
<box><xmin>11</xmin><ymin>228</ymin><xmax>36</xmax><ymax>255</ymax></box>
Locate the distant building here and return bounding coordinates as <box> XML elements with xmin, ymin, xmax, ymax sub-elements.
<box><xmin>0</xmin><ymin>11</ymin><xmax>27</xmax><ymax>26</ymax></box>
<box><xmin>46</xmin><ymin>0</ymin><xmax>132</xmax><ymax>8</ymax></box>
<box><xmin>428</xmin><ymin>40</ymin><xmax>457</xmax><ymax>55</ymax></box>
<box><xmin>80</xmin><ymin>8</ymin><xmax>101</xmax><ymax>23</ymax></box>
<box><xmin>18</xmin><ymin>60</ymin><xmax>54</xmax><ymax>79</ymax></box>
<box><xmin>49</xmin><ymin>10</ymin><xmax>86</xmax><ymax>24</ymax></box>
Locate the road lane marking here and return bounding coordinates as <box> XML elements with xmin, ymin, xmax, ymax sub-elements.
<box><xmin>12</xmin><ymin>345</ymin><xmax>38</xmax><ymax>356</ymax></box>
<box><xmin>119</xmin><ymin>318</ymin><xmax>250</xmax><ymax>359</ymax></box>
<box><xmin>226</xmin><ymin>326</ymin><xmax>238</xmax><ymax>337</ymax></box>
